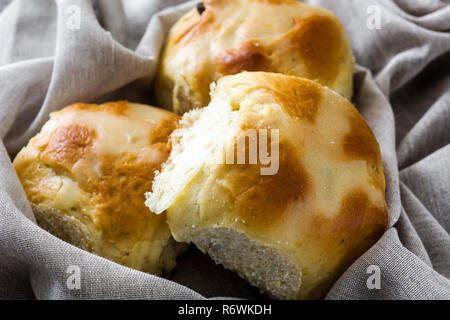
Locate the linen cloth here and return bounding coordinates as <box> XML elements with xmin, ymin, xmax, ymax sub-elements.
<box><xmin>0</xmin><ymin>0</ymin><xmax>449</xmax><ymax>299</ymax></box>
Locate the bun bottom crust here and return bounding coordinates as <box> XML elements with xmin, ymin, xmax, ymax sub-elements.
<box><xmin>177</xmin><ymin>226</ymin><xmax>303</xmax><ymax>300</ymax></box>
<box><xmin>33</xmin><ymin>204</ymin><xmax>187</xmax><ymax>276</ymax></box>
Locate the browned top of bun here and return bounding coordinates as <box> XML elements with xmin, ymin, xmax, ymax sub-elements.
<box><xmin>14</xmin><ymin>102</ymin><xmax>180</xmax><ymax>269</ymax></box>
<box><xmin>156</xmin><ymin>0</ymin><xmax>354</xmax><ymax>114</ymax></box>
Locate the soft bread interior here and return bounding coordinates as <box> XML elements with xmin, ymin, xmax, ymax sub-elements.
<box><xmin>146</xmin><ymin>97</ymin><xmax>241</xmax><ymax>214</ymax></box>
<box><xmin>182</xmin><ymin>227</ymin><xmax>302</xmax><ymax>300</ymax></box>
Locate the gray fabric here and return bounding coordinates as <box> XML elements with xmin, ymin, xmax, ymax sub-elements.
<box><xmin>0</xmin><ymin>0</ymin><xmax>448</xmax><ymax>300</ymax></box>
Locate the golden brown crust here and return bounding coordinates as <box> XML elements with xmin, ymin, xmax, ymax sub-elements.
<box><xmin>14</xmin><ymin>101</ymin><xmax>182</xmax><ymax>274</ymax></box>
<box><xmin>216</xmin><ymin>41</ymin><xmax>271</xmax><ymax>75</ymax></box>
<box><xmin>156</xmin><ymin>0</ymin><xmax>354</xmax><ymax>114</ymax></box>
<box><xmin>254</xmin><ymin>73</ymin><xmax>323</xmax><ymax>123</ymax></box>
<box><xmin>284</xmin><ymin>15</ymin><xmax>344</xmax><ymax>87</ymax></box>
<box><xmin>44</xmin><ymin>124</ymin><xmax>96</xmax><ymax>167</ymax></box>
<box><xmin>173</xmin><ymin>7</ymin><xmax>214</xmax><ymax>45</ymax></box>
<box><xmin>228</xmin><ymin>141</ymin><xmax>311</xmax><ymax>231</ymax></box>
<box><xmin>65</xmin><ymin>101</ymin><xmax>130</xmax><ymax>116</ymax></box>
<box><xmin>343</xmin><ymin>112</ymin><xmax>382</xmax><ymax>166</ymax></box>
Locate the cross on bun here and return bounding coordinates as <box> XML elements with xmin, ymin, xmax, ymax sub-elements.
<box><xmin>155</xmin><ymin>0</ymin><xmax>354</xmax><ymax>114</ymax></box>
<box><xmin>146</xmin><ymin>72</ymin><xmax>388</xmax><ymax>299</ymax></box>
<box><xmin>14</xmin><ymin>101</ymin><xmax>186</xmax><ymax>275</ymax></box>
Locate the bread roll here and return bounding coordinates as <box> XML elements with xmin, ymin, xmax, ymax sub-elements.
<box><xmin>146</xmin><ymin>72</ymin><xmax>388</xmax><ymax>299</ymax></box>
<box><xmin>155</xmin><ymin>0</ymin><xmax>354</xmax><ymax>114</ymax></box>
<box><xmin>14</xmin><ymin>101</ymin><xmax>186</xmax><ymax>275</ymax></box>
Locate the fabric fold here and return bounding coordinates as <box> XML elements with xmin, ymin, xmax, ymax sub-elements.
<box><xmin>0</xmin><ymin>0</ymin><xmax>449</xmax><ymax>299</ymax></box>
